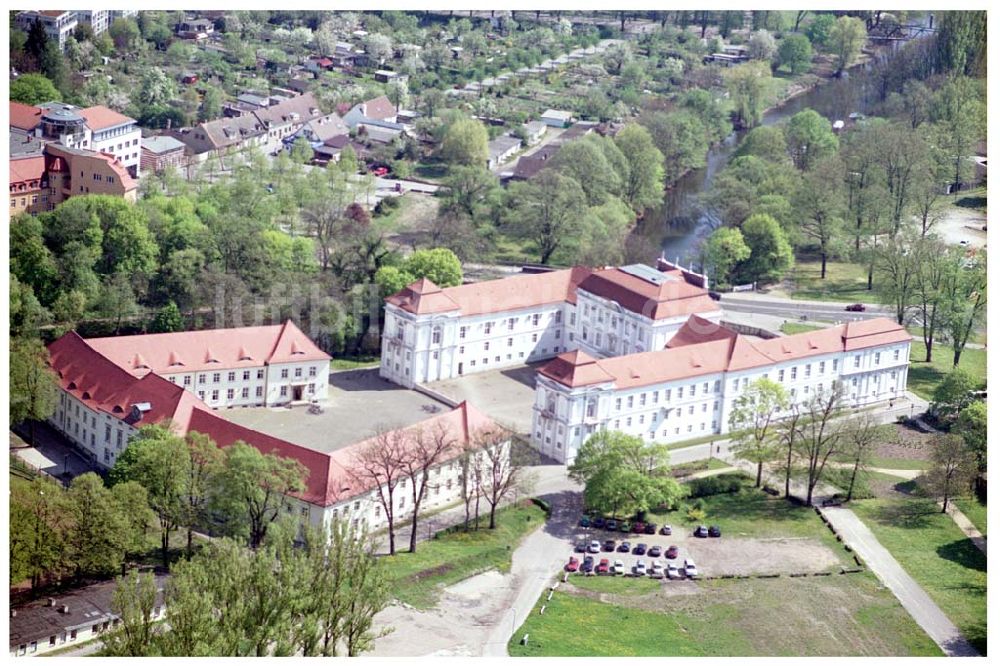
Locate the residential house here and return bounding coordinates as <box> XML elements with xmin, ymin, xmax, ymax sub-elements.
<box><xmin>374</xmin><ymin>70</ymin><xmax>408</xmax><ymax>84</ymax></box>
<box><xmin>78</xmin><ymin>106</ymin><xmax>142</xmax><ymax>177</ymax></box>
<box><xmin>174</xmin><ymin>114</ymin><xmax>267</xmax><ymax>160</ymax></box>
<box><xmin>10</xmin><ymin>575</ymin><xmax>168</xmax><ymax>657</ymax></box>
<box><xmin>15</xmin><ymin>11</ymin><xmax>78</xmax><ymax>51</ymax></box>
<box><xmin>283</xmin><ymin>113</ymin><xmax>349</xmax><ymax>152</ymax></box>
<box><xmin>141</xmin><ymin>135</ymin><xmax>188</xmax><ymax>174</ymax></box>
<box><xmin>176</xmin><ymin>17</ymin><xmax>215</xmax><ymax>40</ymax></box>
<box><xmin>487</xmin><ymin>134</ymin><xmax>522</xmax><ymax>169</ymax></box>
<box><xmin>343</xmin><ymin>95</ymin><xmax>398</xmax><ymax>129</ymax></box>
<box><xmin>255</xmin><ymin>92</ymin><xmax>324</xmax><ymax>152</ymax></box>
<box><xmin>9</xmin><ymin>156</ymin><xmax>50</xmax><ymax>216</ymax></box>
<box><xmin>74</xmin><ymin>10</ymin><xmax>109</xmax><ymax>36</ymax></box>
<box><xmin>540</xmin><ymin>109</ymin><xmax>574</xmax><ymax>128</ymax></box>
<box><xmin>522</xmin><ymin>120</ymin><xmax>547</xmax><ymax>145</ymax></box>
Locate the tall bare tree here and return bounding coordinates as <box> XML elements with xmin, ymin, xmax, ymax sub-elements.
<box><xmin>924</xmin><ymin>434</ymin><xmax>977</xmax><ymax>513</ymax></box>
<box><xmin>477</xmin><ymin>428</ymin><xmax>520</xmax><ymax>529</ymax></box>
<box><xmin>400</xmin><ymin>424</ymin><xmax>456</xmax><ymax>553</ymax></box>
<box><xmin>777</xmin><ymin>404</ymin><xmax>804</xmax><ymax>499</ymax></box>
<box><xmin>351</xmin><ymin>427</ymin><xmax>407</xmax><ymax>555</ymax></box>
<box><xmin>840</xmin><ymin>414</ymin><xmax>892</xmax><ymax>501</ymax></box>
<box><xmin>797</xmin><ymin>383</ymin><xmax>846</xmax><ymax>506</ymax></box>
<box><xmin>458</xmin><ymin>437</ymin><xmax>484</xmax><ymax>531</ymax></box>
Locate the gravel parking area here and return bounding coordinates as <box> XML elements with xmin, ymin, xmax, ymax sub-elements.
<box><xmin>567</xmin><ymin>525</ymin><xmax>842</xmax><ymax>579</ymax></box>
<box><xmin>223</xmin><ymin>368</ymin><xmax>448</xmax><ymax>452</ymax></box>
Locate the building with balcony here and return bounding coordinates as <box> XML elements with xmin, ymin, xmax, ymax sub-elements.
<box><xmin>74</xmin><ymin>10</ymin><xmax>109</xmax><ymax>36</ymax></box>
<box><xmin>15</xmin><ymin>11</ymin><xmax>78</xmax><ymax>51</ymax></box>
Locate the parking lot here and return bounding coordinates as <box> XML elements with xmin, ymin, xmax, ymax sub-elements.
<box><xmin>224</xmin><ymin>368</ymin><xmax>449</xmax><ymax>453</ymax></box>
<box><xmin>565</xmin><ymin>520</ymin><xmax>842</xmax><ymax>580</ymax></box>
<box><xmin>427</xmin><ymin>365</ymin><xmax>540</xmax><ymax>436</ymax></box>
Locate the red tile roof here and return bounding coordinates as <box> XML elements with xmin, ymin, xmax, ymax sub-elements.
<box><xmin>10</xmin><ymin>101</ymin><xmax>43</xmax><ymax>132</ymax></box>
<box><xmin>79</xmin><ymin>106</ymin><xmax>135</xmax><ymax>131</ymax></box>
<box><xmin>85</xmin><ymin>320</ymin><xmax>330</xmax><ymax>377</ymax></box>
<box><xmin>539</xmin><ymin>316</ymin><xmax>909</xmax><ymax>389</ymax></box>
<box><xmin>386</xmin><ymin>268</ymin><xmax>592</xmax><ymax>317</ymax></box>
<box><xmin>577</xmin><ymin>267</ymin><xmax>720</xmax><ymax>320</ymax></box>
<box><xmin>9</xmin><ymin>156</ymin><xmax>46</xmax><ymax>185</ymax></box>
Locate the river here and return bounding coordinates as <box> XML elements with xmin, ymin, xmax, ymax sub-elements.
<box><xmin>638</xmin><ymin>39</ymin><xmax>917</xmax><ymax>267</ymax></box>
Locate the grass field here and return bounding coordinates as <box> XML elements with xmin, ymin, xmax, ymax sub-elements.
<box><xmin>329</xmin><ymin>355</ymin><xmax>380</xmax><ymax>371</ymax></box>
<box><xmin>670</xmin><ymin>457</ymin><xmax>733</xmax><ymax>477</ymax></box>
<box><xmin>869</xmin><ymin>456</ymin><xmax>932</xmax><ymax>471</ymax></box>
<box><xmin>509</xmin><ymin>573</ymin><xmax>941</xmax><ymax>656</ymax></box>
<box><xmin>382</xmin><ymin>501</ymin><xmax>546</xmax><ymax>609</ymax></box>
<box><xmin>568</xmin><ymin>574</ymin><xmax>661</xmax><ymax>595</ymax></box>
<box><xmin>906</xmin><ymin>344</ymin><xmax>987</xmax><ymax>400</ymax></box>
<box><xmin>780</xmin><ymin>322</ymin><xmax>825</xmax><ymax>335</ymax></box>
<box><xmin>953</xmin><ymin>498</ymin><xmax>987</xmax><ymax>536</ymax></box>
<box><xmin>851</xmin><ymin>497</ymin><xmax>987</xmax><ymax>654</ymax></box>
<box><xmin>788</xmin><ymin>260</ymin><xmax>874</xmax><ymax>303</ymax></box>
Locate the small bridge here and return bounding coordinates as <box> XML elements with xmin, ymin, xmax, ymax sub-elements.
<box><xmin>867</xmin><ymin>22</ymin><xmax>937</xmax><ymax>42</ymax></box>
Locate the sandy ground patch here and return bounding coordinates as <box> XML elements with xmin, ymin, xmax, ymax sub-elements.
<box><xmin>935</xmin><ymin>205</ymin><xmax>986</xmax><ymax>248</ymax></box>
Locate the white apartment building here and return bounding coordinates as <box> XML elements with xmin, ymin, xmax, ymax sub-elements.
<box><xmin>16</xmin><ymin>11</ymin><xmax>78</xmax><ymax>50</ymax></box>
<box><xmin>532</xmin><ymin>315</ymin><xmax>912</xmax><ymax>463</ymax></box>
<box><xmin>74</xmin><ymin>10</ymin><xmax>109</xmax><ymax>36</ymax></box>
<box><xmin>380</xmin><ymin>263</ymin><xmax>721</xmax><ymax>388</ymax></box>
<box><xmin>79</xmin><ymin>106</ymin><xmax>142</xmax><ymax>177</ymax></box>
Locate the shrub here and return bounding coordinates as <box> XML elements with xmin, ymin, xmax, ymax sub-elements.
<box><xmin>686</xmin><ymin>506</ymin><xmax>706</xmax><ymax>522</ymax></box>
<box><xmin>531</xmin><ymin>497</ymin><xmax>552</xmax><ymax>516</ymax></box>
<box><xmin>686</xmin><ymin>473</ymin><xmax>747</xmax><ymax>498</ymax></box>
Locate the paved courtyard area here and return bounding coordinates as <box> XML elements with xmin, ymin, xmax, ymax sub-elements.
<box><xmin>224</xmin><ymin>368</ymin><xmax>447</xmax><ymax>452</ymax></box>
<box><xmin>427</xmin><ymin>365</ymin><xmax>540</xmax><ymax>435</ymax></box>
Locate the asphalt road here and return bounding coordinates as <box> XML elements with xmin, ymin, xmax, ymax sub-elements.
<box><xmin>820</xmin><ymin>507</ymin><xmax>980</xmax><ymax>657</ymax></box>
<box><xmin>720</xmin><ymin>293</ymin><xmax>894</xmax><ymax>324</ymax></box>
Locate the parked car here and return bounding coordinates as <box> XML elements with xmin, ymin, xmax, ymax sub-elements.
<box><xmin>650</xmin><ymin>562</ymin><xmax>665</xmax><ymax>579</ymax></box>
<box><xmin>708</xmin><ymin>291</ymin><xmax>722</xmax><ymax>301</ymax></box>
<box><xmin>634</xmin><ymin>560</ymin><xmax>647</xmax><ymax>576</ymax></box>
<box><xmin>644</xmin><ymin>522</ymin><xmax>657</xmax><ymax>535</ymax></box>
<box><xmin>605</xmin><ymin>519</ymin><xmax>617</xmax><ymax>531</ymax></box>
<box><xmin>684</xmin><ymin>558</ymin><xmax>699</xmax><ymax>578</ymax></box>
<box><xmin>659</xmin><ymin>525</ymin><xmax>672</xmax><ymax>536</ymax></box>
<box><xmin>631</xmin><ymin>521</ymin><xmax>646</xmax><ymax>533</ymax></box>
<box><xmin>370</xmin><ymin>165</ymin><xmax>390</xmax><ymax>177</ymax></box>
<box><xmin>597</xmin><ymin>558</ymin><xmax>610</xmax><ymax>574</ymax></box>
<box><xmin>708</xmin><ymin>525</ymin><xmax>722</xmax><ymax>538</ymax></box>
<box><xmin>666</xmin><ymin>563</ymin><xmax>683</xmax><ymax>580</ymax></box>
<box><xmin>648</xmin><ymin>545</ymin><xmax>662</xmax><ymax>558</ymax></box>
<box><xmin>845</xmin><ymin>303</ymin><xmax>866</xmax><ymax>312</ymax></box>
<box><xmin>617</xmin><ymin>541</ymin><xmax>631</xmax><ymax>553</ymax></box>
<box><xmin>618</xmin><ymin>521</ymin><xmax>631</xmax><ymax>533</ymax></box>
<box><xmin>565</xmin><ymin>557</ymin><xmax>580</xmax><ymax>572</ymax></box>
<box><xmin>613</xmin><ymin>559</ymin><xmax>626</xmax><ymax>575</ymax></box>
<box><xmin>588</xmin><ymin>540</ymin><xmax>601</xmax><ymax>554</ymax></box>
<box><xmin>582</xmin><ymin>555</ymin><xmax>595</xmax><ymax>574</ymax></box>
<box><xmin>603</xmin><ymin>539</ymin><xmax>616</xmax><ymax>552</ymax></box>
<box><xmin>592</xmin><ymin>516</ymin><xmax>606</xmax><ymax>529</ymax></box>
<box><xmin>665</xmin><ymin>545</ymin><xmax>679</xmax><ymax>559</ymax></box>
<box><xmin>634</xmin><ymin>543</ymin><xmax>647</xmax><ymax>555</ymax></box>
<box><xmin>694</xmin><ymin>525</ymin><xmax>709</xmax><ymax>538</ymax></box>
<box><xmin>579</xmin><ymin>516</ymin><xmax>591</xmax><ymax>528</ymax></box>
<box><xmin>575</xmin><ymin>540</ymin><xmax>588</xmax><ymax>553</ymax></box>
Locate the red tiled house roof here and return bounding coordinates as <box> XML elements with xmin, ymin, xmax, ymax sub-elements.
<box><xmin>10</xmin><ymin>101</ymin><xmax>43</xmax><ymax>132</ymax></box>
<box><xmin>577</xmin><ymin>267</ymin><xmax>720</xmax><ymax>321</ymax></box>
<box><xmin>79</xmin><ymin>106</ymin><xmax>135</xmax><ymax>131</ymax></box>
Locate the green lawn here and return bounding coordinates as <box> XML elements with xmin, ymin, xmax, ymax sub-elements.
<box><xmin>788</xmin><ymin>260</ymin><xmax>874</xmax><ymax>303</ymax></box>
<box><xmin>953</xmin><ymin>498</ymin><xmax>987</xmax><ymax>536</ymax></box>
<box><xmin>330</xmin><ymin>355</ymin><xmax>380</xmax><ymax>371</ymax></box>
<box><xmin>645</xmin><ymin>486</ymin><xmax>849</xmax><ymax>566</ymax></box>
<box><xmin>509</xmin><ymin>574</ymin><xmax>941</xmax><ymax>656</ymax></box>
<box><xmin>851</xmin><ymin>497</ymin><xmax>987</xmax><ymax>654</ymax></box>
<box><xmin>869</xmin><ymin>457</ymin><xmax>932</xmax><ymax>471</ymax></box>
<box><xmin>907</xmin><ymin>344</ymin><xmax>987</xmax><ymax>400</ymax></box>
<box><xmin>780</xmin><ymin>322</ymin><xmax>825</xmax><ymax>335</ymax></box>
<box><xmin>382</xmin><ymin>501</ymin><xmax>546</xmax><ymax>608</ymax></box>
<box><xmin>670</xmin><ymin>457</ymin><xmax>733</xmax><ymax>477</ymax></box>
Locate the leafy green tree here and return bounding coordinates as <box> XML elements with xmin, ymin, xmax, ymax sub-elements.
<box><xmin>182</xmin><ymin>432</ymin><xmax>225</xmax><ymax>555</ymax></box>
<box><xmin>930</xmin><ymin>77</ymin><xmax>986</xmax><ymax>192</ymax></box>
<box><xmin>109</xmin><ymin>17</ymin><xmax>141</xmax><ymax>51</ymax></box>
<box><xmin>735</xmin><ymin>213</ymin><xmax>794</xmax><ymax>285</ymax></box>
<box><xmin>747</xmin><ymin>29</ymin><xmax>777</xmax><ymax>64</ymax></box>
<box><xmin>728</xmin><ymin>378</ymin><xmax>789</xmax><ymax>487</ymax></box>
<box><xmin>840</xmin><ymin>414</ymin><xmax>892</xmax><ymax>501</ymax></box>
<box><xmin>374</xmin><ymin>247</ymin><xmax>463</xmax><ymax>296</ymax></box>
<box><xmin>785</xmin><ymin>109</ymin><xmax>838</xmax><ymax>171</ymax></box>
<box><xmin>65</xmin><ymin>473</ymin><xmax>130</xmax><ymax>578</ymax></box>
<box><xmin>10</xmin><ymin>276</ymin><xmax>51</xmax><ymax>338</ymax></box>
<box><xmin>439</xmin><ymin>116</ymin><xmax>489</xmax><ymax>167</ymax></box>
<box><xmin>439</xmin><ymin>165</ymin><xmax>501</xmax><ymax>219</ymax></box>
<box><xmin>9</xmin><ymin>475</ymin><xmax>68</xmax><ymax>589</ymax></box>
<box><xmin>94</xmin><ymin>272</ymin><xmax>141</xmax><ymax>334</ymax></box>
<box><xmin>550</xmin><ymin>135</ymin><xmax>625</xmax><ymax>206</ymax></box>
<box><xmin>568</xmin><ymin>431</ymin><xmax>683</xmax><ymax>518</ymax></box>
<box><xmin>199</xmin><ymin>85</ymin><xmax>223</xmax><ymax>122</ymax></box>
<box><xmin>805</xmin><ymin>13</ymin><xmax>836</xmax><ymax>48</ymax></box>
<box><xmin>794</xmin><ymin>156</ymin><xmax>847</xmax><ymax>279</ymax></box>
<box><xmin>873</xmin><ymin>230</ymin><xmax>921</xmax><ymax>325</ymax></box>
<box><xmin>102</xmin><ymin>570</ymin><xmax>160</xmax><ymax>656</ymax></box>
<box><xmin>935</xmin><ymin>11</ymin><xmax>986</xmax><ymax>77</ymax></box>
<box><xmin>924</xmin><ymin>434</ymin><xmax>976</xmax><ymax>513</ymax></box>
<box><xmin>939</xmin><ymin>245</ymin><xmax>986</xmax><ymax>367</ymax></box>
<box><xmin>735</xmin><ymin>125</ymin><xmax>789</xmax><ymax>163</ymax></box>
<box><xmin>704</xmin><ymin>227</ymin><xmax>750</xmax><ymax>288</ymax></box>
<box><xmin>777</xmin><ymin>33</ymin><xmax>813</xmax><ymax>74</ymax></box>
<box><xmin>828</xmin><ymin>16</ymin><xmax>866</xmax><ymax>76</ymax></box>
<box><xmin>110</xmin><ymin>426</ymin><xmax>189</xmax><ymax>566</ymax></box>
<box><xmin>9</xmin><ymin>337</ymin><xmax>58</xmax><ymax>445</ymax></box>
<box><xmin>111</xmin><ymin>481</ymin><xmax>155</xmax><ymax>558</ymax></box>
<box><xmin>504</xmin><ymin>170</ymin><xmax>587</xmax><ymax>264</ymax></box>
<box><xmin>954</xmin><ymin>401</ymin><xmax>986</xmax><ymax>473</ymax></box>
<box><xmin>641</xmin><ymin>110</ymin><xmax>709</xmax><ymax>184</ymax></box>
<box><xmin>10</xmin><ymin>72</ymin><xmax>62</xmax><ymax>104</ymax></box>
<box><xmin>931</xmin><ymin>368</ymin><xmax>978</xmax><ymax>424</ymax></box>
<box><xmin>797</xmin><ymin>383</ymin><xmax>845</xmax><ymax>506</ymax></box>
<box><xmin>215</xmin><ymin>442</ymin><xmax>307</xmax><ymax>549</ymax></box>
<box><xmin>39</xmin><ymin>41</ymin><xmax>69</xmax><ymax>95</ymax></box>
<box><xmin>724</xmin><ymin>61</ymin><xmax>772</xmax><ymax>128</ymax></box>
<box><xmin>136</xmin><ymin>67</ymin><xmax>177</xmax><ymax>109</ymax></box>
<box><xmin>150</xmin><ymin>301</ymin><xmax>183</xmax><ymax>333</ymax></box>
<box><xmin>289</xmin><ymin>136</ymin><xmax>314</xmax><ymax>164</ymax></box>
<box><xmin>614</xmin><ymin>123</ymin><xmax>665</xmax><ymax>212</ymax></box>
<box><xmin>677</xmin><ymin>89</ymin><xmax>731</xmax><ymax>145</ymax></box>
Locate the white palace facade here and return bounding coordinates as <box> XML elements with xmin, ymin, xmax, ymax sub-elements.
<box><xmin>532</xmin><ymin>315</ymin><xmax>911</xmax><ymax>463</ymax></box>
<box><xmin>380</xmin><ymin>262</ymin><xmax>722</xmax><ymax>388</ymax></box>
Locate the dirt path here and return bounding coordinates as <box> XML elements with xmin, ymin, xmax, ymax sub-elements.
<box><xmin>939</xmin><ymin>502</ymin><xmax>987</xmax><ymax>555</ymax></box>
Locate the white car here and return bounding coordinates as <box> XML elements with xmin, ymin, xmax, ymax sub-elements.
<box><xmin>650</xmin><ymin>562</ymin><xmax>665</xmax><ymax>579</ymax></box>
<box><xmin>666</xmin><ymin>563</ymin><xmax>683</xmax><ymax>580</ymax></box>
<box><xmin>684</xmin><ymin>558</ymin><xmax>699</xmax><ymax>579</ymax></box>
<box><xmin>613</xmin><ymin>559</ymin><xmax>626</xmax><ymax>575</ymax></box>
<box><xmin>588</xmin><ymin>540</ymin><xmax>601</xmax><ymax>554</ymax></box>
<box><xmin>634</xmin><ymin>560</ymin><xmax>647</xmax><ymax>576</ymax></box>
